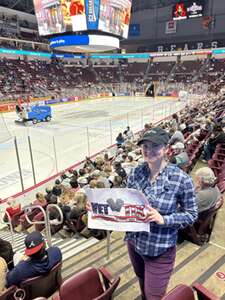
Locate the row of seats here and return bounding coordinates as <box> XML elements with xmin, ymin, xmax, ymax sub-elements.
<box><xmin>0</xmin><ymin>264</ymin><xmax>220</xmax><ymax>300</ymax></box>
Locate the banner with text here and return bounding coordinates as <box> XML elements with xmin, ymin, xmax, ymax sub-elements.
<box><xmin>86</xmin><ymin>188</ymin><xmax>150</xmax><ymax>232</ymax></box>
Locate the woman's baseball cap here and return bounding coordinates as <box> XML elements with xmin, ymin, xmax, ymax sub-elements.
<box><xmin>25</xmin><ymin>231</ymin><xmax>45</xmax><ymax>256</ymax></box>
<box><xmin>137</xmin><ymin>127</ymin><xmax>170</xmax><ymax>146</ymax></box>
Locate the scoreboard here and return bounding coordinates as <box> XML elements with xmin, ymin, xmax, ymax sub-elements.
<box><xmin>172</xmin><ymin>1</ymin><xmax>204</xmax><ymax>20</ymax></box>
<box><xmin>33</xmin><ymin>0</ymin><xmax>132</xmax><ymax>38</ymax></box>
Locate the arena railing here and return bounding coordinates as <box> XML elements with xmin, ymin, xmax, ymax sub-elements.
<box><xmin>0</xmin><ymin>100</ymin><xmax>185</xmax><ymax>205</ymax></box>
<box><xmin>0</xmin><ymin>100</ymin><xmax>185</xmax><ymax>206</ymax></box>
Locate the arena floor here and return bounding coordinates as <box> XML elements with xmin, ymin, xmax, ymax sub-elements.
<box><xmin>0</xmin><ymin>96</ymin><xmax>185</xmax><ymax>199</ymax></box>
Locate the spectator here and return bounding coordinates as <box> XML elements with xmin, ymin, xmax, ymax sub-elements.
<box><xmin>33</xmin><ymin>192</ymin><xmax>47</xmax><ymax>207</ymax></box>
<box><xmin>4</xmin><ymin>198</ymin><xmax>21</xmax><ymax>222</ymax></box>
<box><xmin>169</xmin><ymin>127</ymin><xmax>185</xmax><ymax>145</ymax></box>
<box><xmin>112</xmin><ymin>175</ymin><xmax>124</xmax><ymax>187</ymax></box>
<box><xmin>170</xmin><ymin>142</ymin><xmax>189</xmax><ymax>169</ymax></box>
<box><xmin>69</xmin><ymin>179</ymin><xmax>79</xmax><ymax>192</ymax></box>
<box><xmin>0</xmin><ymin>239</ymin><xmax>14</xmax><ymax>270</ymax></box>
<box><xmin>0</xmin><ymin>257</ymin><xmax>7</xmax><ymax>294</ymax></box>
<box><xmin>116</xmin><ymin>133</ymin><xmax>125</xmax><ymax>147</ymax></box>
<box><xmin>69</xmin><ymin>191</ymin><xmax>87</xmax><ymax>220</ymax></box>
<box><xmin>202</xmin><ymin>124</ymin><xmax>225</xmax><ymax>161</ymax></box>
<box><xmin>122</xmin><ymin>155</ymin><xmax>138</xmax><ymax>175</ymax></box>
<box><xmin>52</xmin><ymin>180</ymin><xmax>63</xmax><ymax>197</ymax></box>
<box><xmin>77</xmin><ymin>177</ymin><xmax>88</xmax><ymax>188</ymax></box>
<box><xmin>6</xmin><ymin>231</ymin><xmax>62</xmax><ymax>287</ymax></box>
<box><xmin>125</xmin><ymin>127</ymin><xmax>197</xmax><ymax>299</ymax></box>
<box><xmin>48</xmin><ymin>194</ymin><xmax>58</xmax><ymax>205</ymax></box>
<box><xmin>124</xmin><ymin>126</ymin><xmax>134</xmax><ymax>141</ymax></box>
<box><xmin>170</xmin><ymin>113</ymin><xmax>179</xmax><ymax>130</ymax></box>
<box><xmin>194</xmin><ymin>167</ymin><xmax>221</xmax><ymax>212</ymax></box>
<box><xmin>44</xmin><ymin>187</ymin><xmax>52</xmax><ymax>203</ymax></box>
<box><xmin>114</xmin><ymin>161</ymin><xmax>127</xmax><ymax>180</ymax></box>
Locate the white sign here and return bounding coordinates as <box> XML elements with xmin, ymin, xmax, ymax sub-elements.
<box><xmin>85</xmin><ymin>188</ymin><xmax>150</xmax><ymax>232</ymax></box>
<box><xmin>165</xmin><ymin>20</ymin><xmax>177</xmax><ymax>34</ymax></box>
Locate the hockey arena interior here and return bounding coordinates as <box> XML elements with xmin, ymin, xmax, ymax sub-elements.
<box><xmin>0</xmin><ymin>0</ymin><xmax>225</xmax><ymax>299</ymax></box>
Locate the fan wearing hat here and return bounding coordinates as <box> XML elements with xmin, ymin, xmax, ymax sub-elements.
<box><xmin>6</xmin><ymin>231</ymin><xmax>62</xmax><ymax>288</ymax></box>
<box><xmin>125</xmin><ymin>127</ymin><xmax>198</xmax><ymax>299</ymax></box>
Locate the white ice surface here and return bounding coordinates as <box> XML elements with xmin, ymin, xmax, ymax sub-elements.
<box><xmin>0</xmin><ymin>96</ymin><xmax>185</xmax><ymax>199</ymax></box>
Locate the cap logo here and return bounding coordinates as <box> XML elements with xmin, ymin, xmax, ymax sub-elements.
<box><xmin>28</xmin><ymin>241</ymin><xmax>35</xmax><ymax>248</ymax></box>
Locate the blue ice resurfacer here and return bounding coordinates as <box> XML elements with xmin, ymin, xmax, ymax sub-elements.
<box><xmin>15</xmin><ymin>105</ymin><xmax>52</xmax><ymax>125</ymax></box>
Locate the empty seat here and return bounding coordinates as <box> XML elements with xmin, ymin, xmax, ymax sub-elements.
<box><xmin>52</xmin><ymin>267</ymin><xmax>120</xmax><ymax>300</ymax></box>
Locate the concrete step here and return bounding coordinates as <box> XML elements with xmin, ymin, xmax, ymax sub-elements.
<box><xmin>0</xmin><ymin>229</ymin><xmax>99</xmax><ymax>264</ymax></box>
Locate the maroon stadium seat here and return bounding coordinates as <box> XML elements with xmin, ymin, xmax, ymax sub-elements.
<box><xmin>18</xmin><ymin>262</ymin><xmax>62</xmax><ymax>300</ymax></box>
<box><xmin>19</xmin><ymin>208</ymin><xmax>40</xmax><ymax>231</ymax></box>
<box><xmin>162</xmin><ymin>283</ymin><xmax>219</xmax><ymax>300</ymax></box>
<box><xmin>0</xmin><ymin>286</ymin><xmax>17</xmax><ymax>300</ymax></box>
<box><xmin>65</xmin><ymin>211</ymin><xmax>87</xmax><ymax>234</ymax></box>
<box><xmin>179</xmin><ymin>196</ymin><xmax>224</xmax><ymax>245</ymax></box>
<box><xmin>52</xmin><ymin>267</ymin><xmax>120</xmax><ymax>300</ymax></box>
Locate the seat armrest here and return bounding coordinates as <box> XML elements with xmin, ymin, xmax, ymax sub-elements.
<box><xmin>51</xmin><ymin>292</ymin><xmax>60</xmax><ymax>300</ymax></box>
<box><xmin>99</xmin><ymin>266</ymin><xmax>114</xmax><ymax>284</ymax></box>
<box><xmin>192</xmin><ymin>282</ymin><xmax>220</xmax><ymax>300</ymax></box>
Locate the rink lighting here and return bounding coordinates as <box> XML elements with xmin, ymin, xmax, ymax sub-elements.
<box><xmin>49</xmin><ymin>34</ymin><xmax>120</xmax><ymax>52</ymax></box>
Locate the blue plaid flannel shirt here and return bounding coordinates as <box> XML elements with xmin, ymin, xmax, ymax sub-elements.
<box><xmin>125</xmin><ymin>162</ymin><xmax>198</xmax><ymax>257</ymax></box>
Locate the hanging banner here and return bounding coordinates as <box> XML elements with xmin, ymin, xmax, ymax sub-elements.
<box><xmin>165</xmin><ymin>20</ymin><xmax>177</xmax><ymax>34</ymax></box>
<box><xmin>85</xmin><ymin>0</ymin><xmax>100</xmax><ymax>30</ymax></box>
<box><xmin>85</xmin><ymin>188</ymin><xmax>150</xmax><ymax>232</ymax></box>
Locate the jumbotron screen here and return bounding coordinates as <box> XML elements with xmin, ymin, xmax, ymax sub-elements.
<box><xmin>172</xmin><ymin>1</ymin><xmax>204</xmax><ymax>20</ymax></box>
<box><xmin>33</xmin><ymin>0</ymin><xmax>132</xmax><ymax>38</ymax></box>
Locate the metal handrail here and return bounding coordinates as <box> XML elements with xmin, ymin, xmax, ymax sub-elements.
<box><xmin>46</xmin><ymin>204</ymin><xmax>64</xmax><ymax>247</ymax></box>
<box><xmin>24</xmin><ymin>205</ymin><xmax>46</xmax><ymax>225</ymax></box>
<box><xmin>24</xmin><ymin>204</ymin><xmax>51</xmax><ymax>247</ymax></box>
<box><xmin>46</xmin><ymin>204</ymin><xmax>64</xmax><ymax>226</ymax></box>
<box><xmin>0</xmin><ymin>210</ymin><xmax>15</xmax><ymax>247</ymax></box>
<box><xmin>24</xmin><ymin>204</ymin><xmax>64</xmax><ymax>247</ymax></box>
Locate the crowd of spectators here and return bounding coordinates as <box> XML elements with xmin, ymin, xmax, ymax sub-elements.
<box><xmin>0</xmin><ymin>90</ymin><xmax>224</xmax><ymax>296</ymax></box>
<box><xmin>3</xmin><ymin>91</ymin><xmax>224</xmax><ymax>235</ymax></box>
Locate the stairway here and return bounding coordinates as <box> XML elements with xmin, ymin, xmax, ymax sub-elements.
<box><xmin>143</xmin><ymin>60</ymin><xmax>152</xmax><ymax>82</ymax></box>
<box><xmin>0</xmin><ymin>230</ymin><xmax>99</xmax><ymax>262</ymax></box>
<box><xmin>192</xmin><ymin>59</ymin><xmax>211</xmax><ymax>83</ymax></box>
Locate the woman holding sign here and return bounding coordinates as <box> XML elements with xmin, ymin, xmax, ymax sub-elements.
<box><xmin>125</xmin><ymin>127</ymin><xmax>198</xmax><ymax>300</ymax></box>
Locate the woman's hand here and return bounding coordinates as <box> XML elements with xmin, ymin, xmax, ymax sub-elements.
<box><xmin>144</xmin><ymin>207</ymin><xmax>165</xmax><ymax>225</ymax></box>
<box><xmin>86</xmin><ymin>201</ymin><xmax>92</xmax><ymax>212</ymax></box>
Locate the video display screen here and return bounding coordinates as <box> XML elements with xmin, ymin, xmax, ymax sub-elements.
<box><xmin>33</xmin><ymin>0</ymin><xmax>132</xmax><ymax>38</ymax></box>
<box><xmin>98</xmin><ymin>0</ymin><xmax>132</xmax><ymax>38</ymax></box>
<box><xmin>172</xmin><ymin>1</ymin><xmax>204</xmax><ymax>20</ymax></box>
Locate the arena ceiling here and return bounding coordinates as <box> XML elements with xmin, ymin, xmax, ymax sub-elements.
<box><xmin>132</xmin><ymin>0</ymin><xmax>180</xmax><ymax>12</ymax></box>
<box><xmin>0</xmin><ymin>0</ymin><xmax>178</xmax><ymax>15</ymax></box>
<box><xmin>0</xmin><ymin>0</ymin><xmax>35</xmax><ymax>14</ymax></box>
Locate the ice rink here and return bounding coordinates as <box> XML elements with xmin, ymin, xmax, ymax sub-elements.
<box><xmin>0</xmin><ymin>96</ymin><xmax>185</xmax><ymax>199</ymax></box>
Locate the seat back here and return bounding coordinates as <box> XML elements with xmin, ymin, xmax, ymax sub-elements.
<box><xmin>20</xmin><ymin>208</ymin><xmax>40</xmax><ymax>230</ymax></box>
<box><xmin>0</xmin><ymin>286</ymin><xmax>17</xmax><ymax>300</ymax></box>
<box><xmin>59</xmin><ymin>267</ymin><xmax>104</xmax><ymax>300</ymax></box>
<box><xmin>198</xmin><ymin>196</ymin><xmax>223</xmax><ymax>234</ymax></box>
<box><xmin>19</xmin><ymin>261</ymin><xmax>62</xmax><ymax>300</ymax></box>
<box><xmin>162</xmin><ymin>284</ymin><xmax>194</xmax><ymax>300</ymax></box>
<box><xmin>33</xmin><ymin>212</ymin><xmax>45</xmax><ymax>232</ymax></box>
<box><xmin>181</xmin><ymin>196</ymin><xmax>223</xmax><ymax>245</ymax></box>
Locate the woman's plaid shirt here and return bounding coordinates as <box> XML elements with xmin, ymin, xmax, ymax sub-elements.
<box><xmin>125</xmin><ymin>162</ymin><xmax>198</xmax><ymax>257</ymax></box>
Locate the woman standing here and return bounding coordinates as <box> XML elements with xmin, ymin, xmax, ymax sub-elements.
<box><xmin>125</xmin><ymin>127</ymin><xmax>198</xmax><ymax>300</ymax></box>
